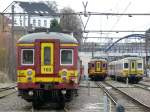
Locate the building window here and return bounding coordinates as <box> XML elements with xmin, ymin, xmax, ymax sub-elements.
<box><xmin>44</xmin><ymin>20</ymin><xmax>47</xmax><ymax>27</ymax></box>
<box><xmin>20</xmin><ymin>19</ymin><xmax>22</xmax><ymax>26</ymax></box>
<box><xmin>21</xmin><ymin>49</ymin><xmax>34</xmax><ymax>65</ymax></box>
<box><xmin>33</xmin><ymin>19</ymin><xmax>36</xmax><ymax>27</ymax></box>
<box><xmin>38</xmin><ymin>20</ymin><xmax>41</xmax><ymax>27</ymax></box>
<box><xmin>14</xmin><ymin>19</ymin><xmax>17</xmax><ymax>25</ymax></box>
<box><xmin>60</xmin><ymin>49</ymin><xmax>73</xmax><ymax>65</ymax></box>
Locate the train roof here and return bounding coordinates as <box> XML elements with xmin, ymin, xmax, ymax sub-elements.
<box><xmin>123</xmin><ymin>57</ymin><xmax>143</xmax><ymax>60</ymax></box>
<box><xmin>89</xmin><ymin>58</ymin><xmax>107</xmax><ymax>63</ymax></box>
<box><xmin>109</xmin><ymin>57</ymin><xmax>143</xmax><ymax>65</ymax></box>
<box><xmin>17</xmin><ymin>32</ymin><xmax>78</xmax><ymax>44</ymax></box>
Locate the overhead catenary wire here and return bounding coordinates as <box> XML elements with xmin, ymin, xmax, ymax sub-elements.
<box><xmin>110</xmin><ymin>2</ymin><xmax>131</xmax><ymax>31</ymax></box>
<box><xmin>2</xmin><ymin>12</ymin><xmax>150</xmax><ymax>16</ymax></box>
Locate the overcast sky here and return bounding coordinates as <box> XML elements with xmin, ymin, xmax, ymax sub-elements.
<box><xmin>0</xmin><ymin>0</ymin><xmax>150</xmax><ymax>42</ymax></box>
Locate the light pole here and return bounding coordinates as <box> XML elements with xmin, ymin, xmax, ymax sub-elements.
<box><xmin>145</xmin><ymin>32</ymin><xmax>150</xmax><ymax>77</ymax></box>
<box><xmin>10</xmin><ymin>4</ymin><xmax>16</xmax><ymax>81</ymax></box>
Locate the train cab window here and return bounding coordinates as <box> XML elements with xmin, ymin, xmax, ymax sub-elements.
<box><xmin>132</xmin><ymin>62</ymin><xmax>135</xmax><ymax>69</ymax></box>
<box><xmin>61</xmin><ymin>49</ymin><xmax>73</xmax><ymax>65</ymax></box>
<box><xmin>124</xmin><ymin>63</ymin><xmax>128</xmax><ymax>68</ymax></box>
<box><xmin>44</xmin><ymin>47</ymin><xmax>51</xmax><ymax>65</ymax></box>
<box><xmin>91</xmin><ymin>64</ymin><xmax>94</xmax><ymax>67</ymax></box>
<box><xmin>103</xmin><ymin>64</ymin><xmax>106</xmax><ymax>68</ymax></box>
<box><xmin>21</xmin><ymin>49</ymin><xmax>34</xmax><ymax>65</ymax></box>
<box><xmin>97</xmin><ymin>63</ymin><xmax>100</xmax><ymax>68</ymax></box>
<box><xmin>138</xmin><ymin>63</ymin><xmax>142</xmax><ymax>68</ymax></box>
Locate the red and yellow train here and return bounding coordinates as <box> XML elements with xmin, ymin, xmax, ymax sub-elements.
<box><xmin>88</xmin><ymin>58</ymin><xmax>108</xmax><ymax>81</ymax></box>
<box><xmin>16</xmin><ymin>32</ymin><xmax>82</xmax><ymax>108</ymax></box>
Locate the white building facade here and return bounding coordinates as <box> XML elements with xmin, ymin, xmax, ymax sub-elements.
<box><xmin>6</xmin><ymin>1</ymin><xmax>59</xmax><ymax>29</ymax></box>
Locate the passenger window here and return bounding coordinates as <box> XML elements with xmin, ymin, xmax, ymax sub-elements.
<box><xmin>61</xmin><ymin>49</ymin><xmax>73</xmax><ymax>65</ymax></box>
<box><xmin>22</xmin><ymin>49</ymin><xmax>34</xmax><ymax>65</ymax></box>
<box><xmin>124</xmin><ymin>63</ymin><xmax>128</xmax><ymax>68</ymax></box>
<box><xmin>44</xmin><ymin>47</ymin><xmax>51</xmax><ymax>65</ymax></box>
<box><xmin>138</xmin><ymin>63</ymin><xmax>142</xmax><ymax>68</ymax></box>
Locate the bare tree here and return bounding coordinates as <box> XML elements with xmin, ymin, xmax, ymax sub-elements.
<box><xmin>60</xmin><ymin>7</ymin><xmax>83</xmax><ymax>44</ymax></box>
<box><xmin>0</xmin><ymin>15</ymin><xmax>11</xmax><ymax>81</ymax></box>
<box><xmin>43</xmin><ymin>1</ymin><xmax>58</xmax><ymax>13</ymax></box>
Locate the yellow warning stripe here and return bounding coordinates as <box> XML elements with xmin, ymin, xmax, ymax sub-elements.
<box><xmin>17</xmin><ymin>44</ymin><xmax>34</xmax><ymax>47</ymax></box>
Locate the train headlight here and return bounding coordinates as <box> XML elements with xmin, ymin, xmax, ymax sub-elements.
<box><xmin>28</xmin><ymin>91</ymin><xmax>34</xmax><ymax>96</ymax></box>
<box><xmin>61</xmin><ymin>90</ymin><xmax>66</xmax><ymax>94</ymax></box>
<box><xmin>27</xmin><ymin>69</ymin><xmax>32</xmax><ymax>75</ymax></box>
<box><xmin>70</xmin><ymin>77</ymin><xmax>76</xmax><ymax>83</ymax></box>
<box><xmin>62</xmin><ymin>71</ymin><xmax>67</xmax><ymax>76</ymax></box>
<box><xmin>27</xmin><ymin>77</ymin><xmax>32</xmax><ymax>81</ymax></box>
<box><xmin>61</xmin><ymin>69</ymin><xmax>67</xmax><ymax>81</ymax></box>
<box><xmin>62</xmin><ymin>71</ymin><xmax>67</xmax><ymax>78</ymax></box>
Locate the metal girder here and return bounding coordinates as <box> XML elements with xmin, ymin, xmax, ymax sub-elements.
<box><xmin>105</xmin><ymin>34</ymin><xmax>145</xmax><ymax>52</ymax></box>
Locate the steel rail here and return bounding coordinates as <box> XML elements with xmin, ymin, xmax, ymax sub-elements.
<box><xmin>0</xmin><ymin>85</ymin><xmax>17</xmax><ymax>99</ymax></box>
<box><xmin>95</xmin><ymin>82</ymin><xmax>117</xmax><ymax>105</ymax></box>
<box><xmin>133</xmin><ymin>83</ymin><xmax>150</xmax><ymax>92</ymax></box>
<box><xmin>0</xmin><ymin>85</ymin><xmax>16</xmax><ymax>92</ymax></box>
<box><xmin>105</xmin><ymin>81</ymin><xmax>150</xmax><ymax>110</ymax></box>
<box><xmin>64</xmin><ymin>107</ymin><xmax>69</xmax><ymax>112</ymax></box>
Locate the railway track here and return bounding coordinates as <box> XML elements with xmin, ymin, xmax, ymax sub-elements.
<box><xmin>0</xmin><ymin>84</ymin><xmax>17</xmax><ymax>99</ymax></box>
<box><xmin>134</xmin><ymin>83</ymin><xmax>150</xmax><ymax>91</ymax></box>
<box><xmin>64</xmin><ymin>107</ymin><xmax>69</xmax><ymax>112</ymax></box>
<box><xmin>96</xmin><ymin>81</ymin><xmax>150</xmax><ymax>112</ymax></box>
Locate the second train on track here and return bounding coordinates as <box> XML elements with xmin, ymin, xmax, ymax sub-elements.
<box><xmin>108</xmin><ymin>57</ymin><xmax>144</xmax><ymax>83</ymax></box>
<box><xmin>88</xmin><ymin>58</ymin><xmax>108</xmax><ymax>81</ymax></box>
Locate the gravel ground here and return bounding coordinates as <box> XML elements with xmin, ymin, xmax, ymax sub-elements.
<box><xmin>1</xmin><ymin>80</ymin><xmax>149</xmax><ymax>112</ymax></box>
<box><xmin>0</xmin><ymin>83</ymin><xmax>16</xmax><ymax>89</ymax></box>
<box><xmin>0</xmin><ymin>81</ymin><xmax>114</xmax><ymax>112</ymax></box>
<box><xmin>139</xmin><ymin>77</ymin><xmax>150</xmax><ymax>86</ymax></box>
<box><xmin>0</xmin><ymin>93</ymin><xmax>31</xmax><ymax>112</ymax></box>
<box><xmin>69</xmin><ymin>81</ymin><xmax>110</xmax><ymax>112</ymax></box>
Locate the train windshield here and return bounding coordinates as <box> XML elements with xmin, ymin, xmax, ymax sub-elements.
<box><xmin>21</xmin><ymin>49</ymin><xmax>34</xmax><ymax>65</ymax></box>
<box><xmin>137</xmin><ymin>63</ymin><xmax>142</xmax><ymax>68</ymax></box>
<box><xmin>61</xmin><ymin>49</ymin><xmax>73</xmax><ymax>65</ymax></box>
<box><xmin>124</xmin><ymin>63</ymin><xmax>128</xmax><ymax>68</ymax></box>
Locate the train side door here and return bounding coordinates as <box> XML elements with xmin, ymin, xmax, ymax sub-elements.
<box><xmin>130</xmin><ymin>60</ymin><xmax>136</xmax><ymax>74</ymax></box>
<box><xmin>41</xmin><ymin>43</ymin><xmax>54</xmax><ymax>74</ymax></box>
<box><xmin>96</xmin><ymin>61</ymin><xmax>101</xmax><ymax>72</ymax></box>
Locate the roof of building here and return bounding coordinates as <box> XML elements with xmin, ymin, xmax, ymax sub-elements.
<box><xmin>17</xmin><ymin>32</ymin><xmax>78</xmax><ymax>44</ymax></box>
<box><xmin>18</xmin><ymin>1</ymin><xmax>56</xmax><ymax>15</ymax></box>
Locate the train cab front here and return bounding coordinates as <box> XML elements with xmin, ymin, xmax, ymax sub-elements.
<box><xmin>17</xmin><ymin>38</ymin><xmax>79</xmax><ymax>101</ymax></box>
